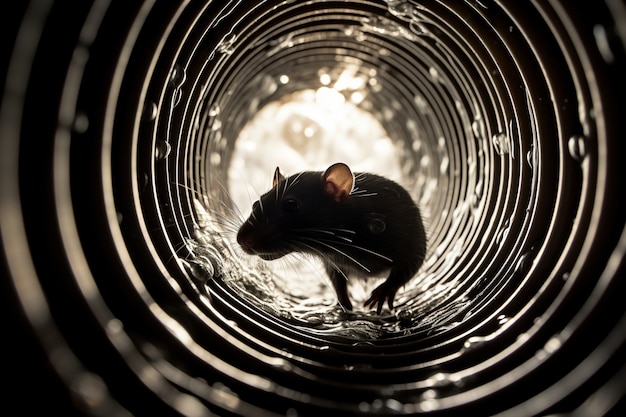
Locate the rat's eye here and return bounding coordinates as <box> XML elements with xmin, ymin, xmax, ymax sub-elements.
<box><xmin>281</xmin><ymin>198</ymin><xmax>301</xmax><ymax>213</ymax></box>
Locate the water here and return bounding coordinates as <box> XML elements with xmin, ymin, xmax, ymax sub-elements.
<box><xmin>568</xmin><ymin>134</ymin><xmax>587</xmax><ymax>161</ymax></box>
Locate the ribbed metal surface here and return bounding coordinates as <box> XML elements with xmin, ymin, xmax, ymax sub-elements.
<box><xmin>2</xmin><ymin>1</ymin><xmax>625</xmax><ymax>415</ymax></box>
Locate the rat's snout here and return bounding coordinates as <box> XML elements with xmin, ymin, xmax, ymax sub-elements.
<box><xmin>237</xmin><ymin>235</ymin><xmax>256</xmax><ymax>253</ymax></box>
<box><xmin>236</xmin><ymin>224</ymin><xmax>257</xmax><ymax>254</ymax></box>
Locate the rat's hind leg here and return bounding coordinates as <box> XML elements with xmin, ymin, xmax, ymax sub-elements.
<box><xmin>364</xmin><ymin>269</ymin><xmax>411</xmax><ymax>314</ymax></box>
<box><xmin>327</xmin><ymin>267</ymin><xmax>352</xmax><ymax>311</ymax></box>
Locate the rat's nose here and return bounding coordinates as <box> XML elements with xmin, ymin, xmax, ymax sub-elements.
<box><xmin>236</xmin><ymin>228</ymin><xmax>256</xmax><ymax>253</ymax></box>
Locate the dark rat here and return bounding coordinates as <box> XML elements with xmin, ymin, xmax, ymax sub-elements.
<box><xmin>236</xmin><ymin>162</ymin><xmax>426</xmax><ymax>314</ymax></box>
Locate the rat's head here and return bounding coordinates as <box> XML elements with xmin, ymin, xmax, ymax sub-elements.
<box><xmin>236</xmin><ymin>163</ymin><xmax>355</xmax><ymax>260</ymax></box>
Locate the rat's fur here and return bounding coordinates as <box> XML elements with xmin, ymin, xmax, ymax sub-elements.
<box><xmin>237</xmin><ymin>163</ymin><xmax>426</xmax><ymax>313</ymax></box>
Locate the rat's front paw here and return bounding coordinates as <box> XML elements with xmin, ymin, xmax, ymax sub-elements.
<box><xmin>364</xmin><ymin>282</ymin><xmax>397</xmax><ymax>314</ymax></box>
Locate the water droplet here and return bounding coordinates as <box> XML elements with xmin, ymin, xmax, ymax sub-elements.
<box><xmin>208</xmin><ymin>103</ymin><xmax>221</xmax><ymax>117</ymax></box>
<box><xmin>73</xmin><ymin>112</ymin><xmax>89</xmax><ymax>133</ymax></box>
<box><xmin>142</xmin><ymin>101</ymin><xmax>157</xmax><ymax>121</ymax></box>
<box><xmin>535</xmin><ymin>348</ymin><xmax>549</xmax><ymax>361</ymax></box>
<box><xmin>439</xmin><ymin>155</ymin><xmax>449</xmax><ymax>174</ymax></box>
<box><xmin>526</xmin><ymin>144</ymin><xmax>535</xmax><ymax>169</ymax></box>
<box><xmin>172</xmin><ymin>87</ymin><xmax>183</xmax><ymax>108</ymax></box>
<box><xmin>371</xmin><ymin>398</ymin><xmax>384</xmax><ymax>410</ymax></box>
<box><xmin>155</xmin><ymin>140</ymin><xmax>171</xmax><ymax>160</ymax></box>
<box><xmin>319</xmin><ymin>72</ymin><xmax>331</xmax><ymax>85</ymax></box>
<box><xmin>471</xmin><ymin>116</ymin><xmax>485</xmax><ymax>139</ymax></box>
<box><xmin>267</xmin><ymin>33</ymin><xmax>295</xmax><ymax>56</ymax></box>
<box><xmin>473</xmin><ymin>179</ymin><xmax>484</xmax><ymax>207</ymax></box>
<box><xmin>386</xmin><ymin>0</ymin><xmax>416</xmax><ymax>20</ymax></box>
<box><xmin>495</xmin><ymin>219</ymin><xmax>510</xmax><ymax>245</ymax></box>
<box><xmin>382</xmin><ymin>106</ymin><xmax>394</xmax><ymax>121</ymax></box>
<box><xmin>106</xmin><ymin>318</ymin><xmax>123</xmax><ymax>335</ymax></box>
<box><xmin>544</xmin><ymin>335</ymin><xmax>562</xmax><ymax>353</ymax></box>
<box><xmin>385</xmin><ymin>398</ymin><xmax>403</xmax><ymax>412</ymax></box>
<box><xmin>515</xmin><ymin>250</ymin><xmax>533</xmax><ymax>276</ymax></box>
<box><xmin>497</xmin><ymin>314</ymin><xmax>510</xmax><ymax>326</ymax></box>
<box><xmin>429</xmin><ymin>66</ymin><xmax>444</xmax><ymax>83</ymax></box>
<box><xmin>217</xmin><ymin>32</ymin><xmax>237</xmax><ymax>55</ymax></box>
<box><xmin>174</xmin><ymin>394</ymin><xmax>208</xmax><ymax>417</ymax></box>
<box><xmin>192</xmin><ymin>113</ymin><xmax>201</xmax><ymax>131</ymax></box>
<box><xmin>350</xmin><ymin>91</ymin><xmax>365</xmax><ymax>104</ymax></box>
<box><xmin>70</xmin><ymin>372</ymin><xmax>108</xmax><ymax>409</ymax></box>
<box><xmin>168</xmin><ymin>75</ymin><xmax>185</xmax><ymax>106</ymax></box>
<box><xmin>211</xmin><ymin>118</ymin><xmax>222</xmax><ymax>131</ymax></box>
<box><xmin>593</xmin><ymin>24</ymin><xmax>615</xmax><ymax>63</ymax></box>
<box><xmin>452</xmin><ymin>203</ymin><xmax>465</xmax><ymax>220</ymax></box>
<box><xmin>467</xmin><ymin>0</ymin><xmax>488</xmax><ymax>10</ymax></box>
<box><xmin>210</xmin><ymin>152</ymin><xmax>221</xmax><ymax>165</ymax></box>
<box><xmin>414</xmin><ymin>94</ymin><xmax>430</xmax><ymax>113</ymax></box>
<box><xmin>169</xmin><ymin>64</ymin><xmax>185</xmax><ymax>87</ymax></box>
<box><xmin>188</xmin><ymin>259</ymin><xmax>214</xmax><ymax>283</ymax></box>
<box><xmin>426</xmin><ymin>372</ymin><xmax>454</xmax><ymax>388</ymax></box>
<box><xmin>462</xmin><ymin>335</ymin><xmax>488</xmax><ymax>351</ymax></box>
<box><xmin>492</xmin><ymin>132</ymin><xmax>510</xmax><ymax>155</ymax></box>
<box><xmin>258</xmin><ymin>74</ymin><xmax>278</xmax><ymax>96</ymax></box>
<box><xmin>418</xmin><ymin>397</ymin><xmax>439</xmax><ymax>412</ymax></box>
<box><xmin>568</xmin><ymin>134</ymin><xmax>587</xmax><ymax>161</ymax></box>
<box><xmin>422</xmin><ymin>389</ymin><xmax>438</xmax><ymax>400</ymax></box>
<box><xmin>360</xmin><ymin>15</ymin><xmax>418</xmax><ymax>41</ymax></box>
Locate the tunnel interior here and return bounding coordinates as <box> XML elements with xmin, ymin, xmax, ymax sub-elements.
<box><xmin>2</xmin><ymin>1</ymin><xmax>625</xmax><ymax>416</ymax></box>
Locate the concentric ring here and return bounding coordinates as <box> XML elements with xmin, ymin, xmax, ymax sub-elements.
<box><xmin>2</xmin><ymin>1</ymin><xmax>624</xmax><ymax>415</ymax></box>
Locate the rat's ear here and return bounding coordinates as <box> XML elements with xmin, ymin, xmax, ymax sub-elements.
<box><xmin>322</xmin><ymin>163</ymin><xmax>354</xmax><ymax>202</ymax></box>
<box><xmin>272</xmin><ymin>167</ymin><xmax>285</xmax><ymax>187</ymax></box>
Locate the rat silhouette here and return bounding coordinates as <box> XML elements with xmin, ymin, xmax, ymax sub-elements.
<box><xmin>237</xmin><ymin>162</ymin><xmax>426</xmax><ymax>314</ymax></box>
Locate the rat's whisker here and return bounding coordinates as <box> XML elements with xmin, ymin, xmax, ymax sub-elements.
<box><xmin>291</xmin><ymin>227</ymin><xmax>357</xmax><ymax>236</ymax></box>
<box><xmin>290</xmin><ymin>227</ymin><xmax>358</xmax><ymax>243</ymax></box>
<box><xmin>294</xmin><ymin>230</ymin><xmax>392</xmax><ymax>262</ymax></box>
<box><xmin>275</xmin><ymin>178</ymin><xmax>282</xmax><ymax>204</ymax></box>
<box><xmin>208</xmin><ymin>177</ymin><xmax>249</xmax><ymax>222</ymax></box>
<box><xmin>282</xmin><ymin>175</ymin><xmax>290</xmax><ymax>200</ymax></box>
<box><xmin>350</xmin><ymin>189</ymin><xmax>378</xmax><ymax>198</ymax></box>
<box><xmin>285</xmin><ymin>172</ymin><xmax>304</xmax><ymax>193</ymax></box>
<box><xmin>290</xmin><ymin>228</ymin><xmax>337</xmax><ymax>236</ymax></box>
<box><xmin>326</xmin><ymin>239</ymin><xmax>393</xmax><ymax>263</ymax></box>
<box><xmin>297</xmin><ymin>241</ymin><xmax>349</xmax><ymax>281</ymax></box>
<box><xmin>326</xmin><ymin>228</ymin><xmax>357</xmax><ymax>235</ymax></box>
<box><xmin>205</xmin><ymin>214</ymin><xmax>240</xmax><ymax>235</ymax></box>
<box><xmin>298</xmin><ymin>236</ymin><xmax>371</xmax><ymax>273</ymax></box>
<box><xmin>203</xmin><ymin>197</ymin><xmax>240</xmax><ymax>219</ymax></box>
<box><xmin>162</xmin><ymin>239</ymin><xmax>196</xmax><ymax>267</ymax></box>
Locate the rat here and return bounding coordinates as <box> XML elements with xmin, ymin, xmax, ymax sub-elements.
<box><xmin>236</xmin><ymin>162</ymin><xmax>426</xmax><ymax>314</ymax></box>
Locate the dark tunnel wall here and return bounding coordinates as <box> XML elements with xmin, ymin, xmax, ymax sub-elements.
<box><xmin>2</xmin><ymin>1</ymin><xmax>625</xmax><ymax>416</ymax></box>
